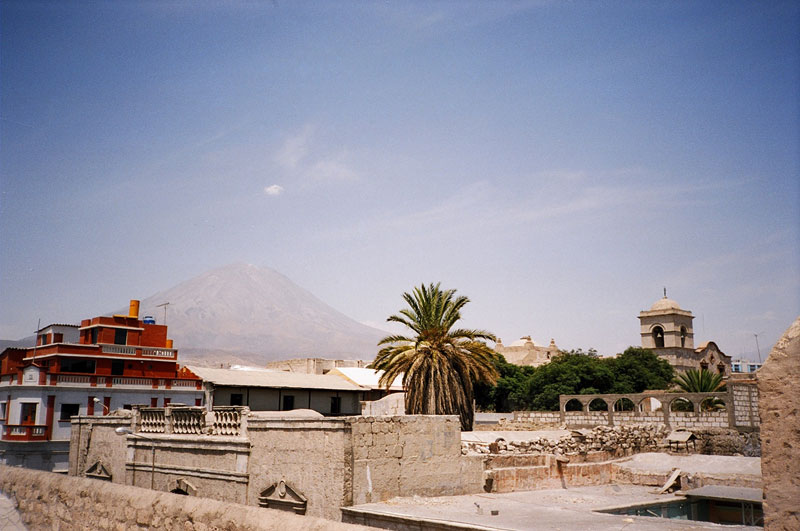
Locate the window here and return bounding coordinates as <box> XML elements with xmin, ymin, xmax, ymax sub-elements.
<box><xmin>0</xmin><ymin>402</ymin><xmax>6</xmax><ymax>420</ymax></box>
<box><xmin>680</xmin><ymin>326</ymin><xmax>687</xmax><ymax>348</ymax></box>
<box><xmin>60</xmin><ymin>403</ymin><xmax>80</xmax><ymax>421</ymax></box>
<box><xmin>331</xmin><ymin>396</ymin><xmax>342</xmax><ymax>415</ymax></box>
<box><xmin>90</xmin><ymin>329</ymin><xmax>98</xmax><ymax>344</ymax></box>
<box><xmin>20</xmin><ymin>403</ymin><xmax>37</xmax><ymax>425</ymax></box>
<box><xmin>282</xmin><ymin>395</ymin><xmax>294</xmax><ymax>411</ymax></box>
<box><xmin>230</xmin><ymin>393</ymin><xmax>243</xmax><ymax>406</ymax></box>
<box><xmin>114</xmin><ymin>329</ymin><xmax>127</xmax><ymax>345</ymax></box>
<box><xmin>111</xmin><ymin>360</ymin><xmax>124</xmax><ymax>376</ymax></box>
<box><xmin>39</xmin><ymin>334</ymin><xmax>48</xmax><ymax>346</ymax></box>
<box><xmin>60</xmin><ymin>358</ymin><xmax>96</xmax><ymax>373</ymax></box>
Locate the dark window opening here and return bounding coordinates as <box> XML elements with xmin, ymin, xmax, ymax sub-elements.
<box><xmin>90</xmin><ymin>329</ymin><xmax>98</xmax><ymax>344</ymax></box>
<box><xmin>20</xmin><ymin>403</ymin><xmax>37</xmax><ymax>425</ymax></box>
<box><xmin>331</xmin><ymin>396</ymin><xmax>342</xmax><ymax>415</ymax></box>
<box><xmin>652</xmin><ymin>326</ymin><xmax>665</xmax><ymax>348</ymax></box>
<box><xmin>680</xmin><ymin>326</ymin><xmax>687</xmax><ymax>348</ymax></box>
<box><xmin>60</xmin><ymin>403</ymin><xmax>80</xmax><ymax>420</ymax></box>
<box><xmin>114</xmin><ymin>329</ymin><xmax>127</xmax><ymax>345</ymax></box>
<box><xmin>282</xmin><ymin>395</ymin><xmax>294</xmax><ymax>411</ymax></box>
<box><xmin>230</xmin><ymin>393</ymin><xmax>243</xmax><ymax>406</ymax></box>
<box><xmin>171</xmin><ymin>488</ymin><xmax>189</xmax><ymax>495</ymax></box>
<box><xmin>60</xmin><ymin>358</ymin><xmax>96</xmax><ymax>374</ymax></box>
<box><xmin>111</xmin><ymin>360</ymin><xmax>124</xmax><ymax>376</ymax></box>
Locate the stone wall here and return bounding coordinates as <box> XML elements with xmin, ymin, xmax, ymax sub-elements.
<box><xmin>731</xmin><ymin>380</ymin><xmax>760</xmax><ymax>429</ymax></box>
<box><xmin>0</xmin><ymin>465</ymin><xmax>363</xmax><ymax>530</ymax></box>
<box><xmin>361</xmin><ymin>392</ymin><xmax>404</xmax><ymax>416</ymax></box>
<box><xmin>70</xmin><ymin>411</ymin><xmax>484</xmax><ymax>522</ymax></box>
<box><xmin>350</xmin><ymin>415</ymin><xmax>483</xmax><ymax>505</ymax></box>
<box><xmin>758</xmin><ymin>316</ymin><xmax>800</xmax><ymax>531</ymax></box>
<box><xmin>248</xmin><ymin>417</ymin><xmax>352</xmax><ymax>520</ymax></box>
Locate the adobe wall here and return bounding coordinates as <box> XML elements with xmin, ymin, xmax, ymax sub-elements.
<box><xmin>69</xmin><ymin>415</ymin><xmax>130</xmax><ymax>480</ymax></box>
<box><xmin>0</xmin><ymin>465</ymin><xmax>364</xmax><ymax>530</ymax></box>
<box><xmin>758</xmin><ymin>317</ymin><xmax>800</xmax><ymax>531</ymax></box>
<box><xmin>350</xmin><ymin>415</ymin><xmax>484</xmax><ymax>505</ymax></box>
<box><xmin>70</xmin><ymin>412</ymin><xmax>483</xmax><ymax>521</ymax></box>
<box><xmin>247</xmin><ymin>417</ymin><xmax>352</xmax><ymax>521</ymax></box>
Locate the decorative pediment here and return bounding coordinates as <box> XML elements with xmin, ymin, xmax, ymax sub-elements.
<box><xmin>85</xmin><ymin>461</ymin><xmax>112</xmax><ymax>481</ymax></box>
<box><xmin>259</xmin><ymin>479</ymin><xmax>307</xmax><ymax>515</ymax></box>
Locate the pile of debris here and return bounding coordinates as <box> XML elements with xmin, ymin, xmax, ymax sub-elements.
<box><xmin>463</xmin><ymin>424</ymin><xmax>669</xmax><ymax>456</ymax></box>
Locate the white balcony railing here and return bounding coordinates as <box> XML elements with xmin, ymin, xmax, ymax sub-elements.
<box><xmin>101</xmin><ymin>344</ymin><xmax>136</xmax><ymax>355</ymax></box>
<box><xmin>141</xmin><ymin>348</ymin><xmax>175</xmax><ymax>358</ymax></box>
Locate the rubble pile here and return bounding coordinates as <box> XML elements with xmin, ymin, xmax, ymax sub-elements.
<box><xmin>462</xmin><ymin>424</ymin><xmax>669</xmax><ymax>456</ymax></box>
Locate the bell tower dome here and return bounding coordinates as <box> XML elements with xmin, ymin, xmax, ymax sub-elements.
<box><xmin>639</xmin><ymin>289</ymin><xmax>694</xmax><ymax>350</ymax></box>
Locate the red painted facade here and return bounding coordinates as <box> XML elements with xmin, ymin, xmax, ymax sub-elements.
<box><xmin>0</xmin><ymin>301</ymin><xmax>202</xmax><ymax>443</ymax></box>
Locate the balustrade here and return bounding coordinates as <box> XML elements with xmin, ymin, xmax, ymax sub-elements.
<box><xmin>212</xmin><ymin>408</ymin><xmax>241</xmax><ymax>436</ymax></box>
<box><xmin>128</xmin><ymin>406</ymin><xmax>247</xmax><ymax>437</ymax></box>
<box><xmin>101</xmin><ymin>344</ymin><xmax>136</xmax><ymax>355</ymax></box>
<box><xmin>139</xmin><ymin>408</ymin><xmax>166</xmax><ymax>433</ymax></box>
<box><xmin>171</xmin><ymin>408</ymin><xmax>204</xmax><ymax>434</ymax></box>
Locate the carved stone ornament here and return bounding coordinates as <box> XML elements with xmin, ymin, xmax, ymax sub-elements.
<box><xmin>259</xmin><ymin>479</ymin><xmax>307</xmax><ymax>515</ymax></box>
<box><xmin>85</xmin><ymin>461</ymin><xmax>112</xmax><ymax>481</ymax></box>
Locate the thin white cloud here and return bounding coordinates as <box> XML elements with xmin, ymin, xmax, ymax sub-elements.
<box><xmin>274</xmin><ymin>125</ymin><xmax>315</xmax><ymax>170</ymax></box>
<box><xmin>263</xmin><ymin>184</ymin><xmax>284</xmax><ymax>196</ymax></box>
<box><xmin>274</xmin><ymin>125</ymin><xmax>361</xmax><ymax>185</ymax></box>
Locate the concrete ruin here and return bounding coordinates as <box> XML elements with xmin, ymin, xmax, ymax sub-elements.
<box><xmin>758</xmin><ymin>316</ymin><xmax>800</xmax><ymax>530</ymax></box>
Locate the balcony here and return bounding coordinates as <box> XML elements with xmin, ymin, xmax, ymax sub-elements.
<box><xmin>101</xmin><ymin>344</ymin><xmax>136</xmax><ymax>356</ymax></box>
<box><xmin>2</xmin><ymin>424</ymin><xmax>49</xmax><ymax>441</ymax></box>
<box><xmin>141</xmin><ymin>347</ymin><xmax>176</xmax><ymax>359</ymax></box>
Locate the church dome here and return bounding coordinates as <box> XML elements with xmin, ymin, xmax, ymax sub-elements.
<box><xmin>650</xmin><ymin>296</ymin><xmax>681</xmax><ymax>311</ymax></box>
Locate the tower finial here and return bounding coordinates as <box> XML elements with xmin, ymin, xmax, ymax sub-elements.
<box><xmin>663</xmin><ymin>287</ymin><xmax>667</xmax><ymax>298</ymax></box>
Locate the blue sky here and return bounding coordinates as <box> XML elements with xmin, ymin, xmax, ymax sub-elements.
<box><xmin>1</xmin><ymin>1</ymin><xmax>798</xmax><ymax>360</ymax></box>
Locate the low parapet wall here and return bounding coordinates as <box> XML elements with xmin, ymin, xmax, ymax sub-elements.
<box><xmin>0</xmin><ymin>465</ymin><xmax>365</xmax><ymax>530</ymax></box>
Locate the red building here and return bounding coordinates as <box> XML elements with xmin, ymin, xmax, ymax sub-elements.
<box><xmin>0</xmin><ymin>300</ymin><xmax>202</xmax><ymax>472</ymax></box>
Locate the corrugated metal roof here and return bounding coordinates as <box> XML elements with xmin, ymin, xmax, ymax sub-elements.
<box><xmin>186</xmin><ymin>365</ymin><xmax>366</xmax><ymax>391</ymax></box>
<box><xmin>328</xmin><ymin>367</ymin><xmax>403</xmax><ymax>391</ymax></box>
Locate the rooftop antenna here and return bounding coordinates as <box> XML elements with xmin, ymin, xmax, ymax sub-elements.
<box><xmin>753</xmin><ymin>331</ymin><xmax>764</xmax><ymax>364</ymax></box>
<box><xmin>32</xmin><ymin>318</ymin><xmax>41</xmax><ymax>363</ymax></box>
<box><xmin>663</xmin><ymin>287</ymin><xmax>667</xmax><ymax>298</ymax></box>
<box><xmin>156</xmin><ymin>302</ymin><xmax>171</xmax><ymax>325</ymax></box>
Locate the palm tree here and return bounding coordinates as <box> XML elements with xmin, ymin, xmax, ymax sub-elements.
<box><xmin>673</xmin><ymin>368</ymin><xmax>727</xmax><ymax>411</ymax></box>
<box><xmin>370</xmin><ymin>283</ymin><xmax>499</xmax><ymax>431</ymax></box>
<box><xmin>674</xmin><ymin>368</ymin><xmax>726</xmax><ymax>393</ymax></box>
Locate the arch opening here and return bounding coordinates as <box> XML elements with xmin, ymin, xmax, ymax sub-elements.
<box><xmin>614</xmin><ymin>398</ymin><xmax>635</xmax><ymax>411</ymax></box>
<box><xmin>564</xmin><ymin>398</ymin><xmax>583</xmax><ymax>411</ymax></box>
<box><xmin>588</xmin><ymin>398</ymin><xmax>609</xmax><ymax>411</ymax></box>
<box><xmin>652</xmin><ymin>326</ymin><xmax>665</xmax><ymax>348</ymax></box>
<box><xmin>670</xmin><ymin>398</ymin><xmax>694</xmax><ymax>412</ymax></box>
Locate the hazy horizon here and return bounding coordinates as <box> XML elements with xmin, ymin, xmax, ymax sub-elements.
<box><xmin>2</xmin><ymin>2</ymin><xmax>798</xmax><ymax>361</ymax></box>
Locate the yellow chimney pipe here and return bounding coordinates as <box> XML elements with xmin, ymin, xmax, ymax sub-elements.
<box><xmin>129</xmin><ymin>299</ymin><xmax>140</xmax><ymax>319</ymax></box>
<box><xmin>166</xmin><ymin>339</ymin><xmax>173</xmax><ymax>349</ymax></box>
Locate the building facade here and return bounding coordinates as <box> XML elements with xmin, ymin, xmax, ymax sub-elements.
<box><xmin>0</xmin><ymin>300</ymin><xmax>203</xmax><ymax>471</ymax></box>
<box><xmin>494</xmin><ymin>336</ymin><xmax>560</xmax><ymax>367</ymax></box>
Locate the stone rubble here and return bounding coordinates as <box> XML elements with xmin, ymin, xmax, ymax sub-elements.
<box><xmin>462</xmin><ymin>424</ymin><xmax>669</xmax><ymax>456</ymax></box>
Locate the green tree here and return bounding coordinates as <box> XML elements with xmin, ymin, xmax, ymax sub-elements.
<box><xmin>474</xmin><ymin>353</ymin><xmax>531</xmax><ymax>412</ymax></box>
<box><xmin>515</xmin><ymin>351</ymin><xmax>616</xmax><ymax>411</ymax></box>
<box><xmin>370</xmin><ymin>283</ymin><xmax>499</xmax><ymax>431</ymax></box>
<box><xmin>605</xmin><ymin>347</ymin><xmax>675</xmax><ymax>393</ymax></box>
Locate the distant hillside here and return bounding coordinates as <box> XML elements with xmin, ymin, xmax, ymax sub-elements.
<box><xmin>128</xmin><ymin>263</ymin><xmax>385</xmax><ymax>365</ymax></box>
<box><xmin>0</xmin><ymin>336</ymin><xmax>35</xmax><ymax>350</ymax></box>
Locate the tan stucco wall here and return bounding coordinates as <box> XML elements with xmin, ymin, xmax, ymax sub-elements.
<box><xmin>758</xmin><ymin>316</ymin><xmax>800</xmax><ymax>530</ymax></box>
<box><xmin>0</xmin><ymin>465</ymin><xmax>366</xmax><ymax>530</ymax></box>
